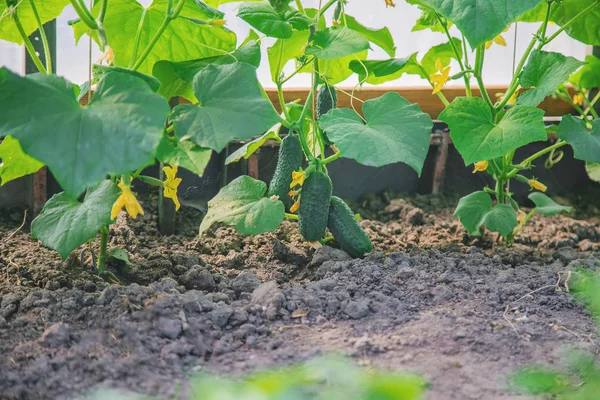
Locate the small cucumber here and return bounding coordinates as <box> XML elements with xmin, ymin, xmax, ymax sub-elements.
<box><xmin>298</xmin><ymin>171</ymin><xmax>332</xmax><ymax>242</ymax></box>
<box><xmin>328</xmin><ymin>196</ymin><xmax>373</xmax><ymax>258</ymax></box>
<box><xmin>268</xmin><ymin>135</ymin><xmax>304</xmax><ymax>210</ymax></box>
<box><xmin>317</xmin><ymin>83</ymin><xmax>338</xmax><ymax>119</ymax></box>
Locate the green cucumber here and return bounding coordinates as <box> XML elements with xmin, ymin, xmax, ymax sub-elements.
<box><xmin>298</xmin><ymin>171</ymin><xmax>332</xmax><ymax>242</ymax></box>
<box><xmin>328</xmin><ymin>196</ymin><xmax>373</xmax><ymax>258</ymax></box>
<box><xmin>317</xmin><ymin>84</ymin><xmax>337</xmax><ymax>145</ymax></box>
<box><xmin>317</xmin><ymin>83</ymin><xmax>337</xmax><ymax>119</ymax></box>
<box><xmin>268</xmin><ymin>134</ymin><xmax>304</xmax><ymax>210</ymax></box>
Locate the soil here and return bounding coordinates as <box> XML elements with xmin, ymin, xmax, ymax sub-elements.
<box><xmin>1</xmin><ymin>191</ymin><xmax>599</xmax><ymax>400</ymax></box>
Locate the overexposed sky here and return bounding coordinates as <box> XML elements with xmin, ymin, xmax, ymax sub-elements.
<box><xmin>0</xmin><ymin>0</ymin><xmax>590</xmax><ymax>88</ymax></box>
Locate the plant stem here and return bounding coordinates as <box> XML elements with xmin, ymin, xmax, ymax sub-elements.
<box><xmin>474</xmin><ymin>46</ymin><xmax>495</xmax><ymax>111</ymax></box>
<box><xmin>437</xmin><ymin>13</ymin><xmax>472</xmax><ymax>96</ymax></box>
<box><xmin>295</xmin><ymin>0</ymin><xmax>305</xmax><ymax>13</ymax></box>
<box><xmin>28</xmin><ymin>0</ymin><xmax>52</xmax><ymax>73</ymax></box>
<box><xmin>322</xmin><ymin>150</ymin><xmax>342</xmax><ymax>165</ymax></box>
<box><xmin>535</xmin><ymin>0</ymin><xmax>554</xmax><ymax>51</ymax></box>
<box><xmin>131</xmin><ymin>0</ymin><xmax>186</xmax><ymax>71</ymax></box>
<box><xmin>319</xmin><ymin>0</ymin><xmax>338</xmax><ymax>14</ymax></box>
<box><xmin>285</xmin><ymin>213</ymin><xmax>298</xmax><ymax>220</ymax></box>
<box><xmin>583</xmin><ymin>91</ymin><xmax>600</xmax><ymax>119</ymax></box>
<box><xmin>12</xmin><ymin>10</ymin><xmax>47</xmax><ymax>73</ymax></box>
<box><xmin>128</xmin><ymin>9</ymin><xmax>147</xmax><ymax>67</ymax></box>
<box><xmin>69</xmin><ymin>0</ymin><xmax>98</xmax><ymax>30</ymax></box>
<box><xmin>137</xmin><ymin>175</ymin><xmax>165</xmax><ymax>187</ymax></box>
<box><xmin>98</xmin><ymin>0</ymin><xmax>108</xmax><ymax>23</ymax></box>
<box><xmin>506</xmin><ymin>140</ymin><xmax>568</xmax><ymax>178</ymax></box>
<box><xmin>543</xmin><ymin>1</ymin><xmax>599</xmax><ymax>45</ymax></box>
<box><xmin>97</xmin><ymin>226</ymin><xmax>109</xmax><ymax>274</ymax></box>
<box><xmin>584</xmin><ymin>91</ymin><xmax>600</xmax><ymax>116</ymax></box>
<box><xmin>280</xmin><ymin>57</ymin><xmax>314</xmax><ymax>85</ymax></box>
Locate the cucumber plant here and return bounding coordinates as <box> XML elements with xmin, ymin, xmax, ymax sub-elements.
<box><xmin>359</xmin><ymin>0</ymin><xmax>600</xmax><ymax>244</ymax></box>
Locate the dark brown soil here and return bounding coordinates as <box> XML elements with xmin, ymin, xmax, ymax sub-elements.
<box><xmin>1</xmin><ymin>192</ymin><xmax>599</xmax><ymax>400</ymax></box>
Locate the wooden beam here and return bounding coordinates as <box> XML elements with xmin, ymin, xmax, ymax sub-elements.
<box><xmin>264</xmin><ymin>86</ymin><xmax>575</xmax><ymax>118</ymax></box>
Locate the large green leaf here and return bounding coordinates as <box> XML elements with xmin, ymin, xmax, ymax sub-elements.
<box><xmin>156</xmin><ymin>133</ymin><xmax>213</xmax><ymax>176</ymax></box>
<box><xmin>72</xmin><ymin>0</ymin><xmax>237</xmax><ymax>74</ymax></box>
<box><xmin>454</xmin><ymin>191</ymin><xmax>517</xmax><ymax>237</ymax></box>
<box><xmin>225</xmin><ymin>130</ymin><xmax>280</xmax><ymax>165</ymax></box>
<box><xmin>518</xmin><ymin>50</ymin><xmax>583</xmax><ymax>107</ymax></box>
<box><xmin>349</xmin><ymin>56</ymin><xmax>417</xmax><ymax>85</ymax></box>
<box><xmin>306</xmin><ymin>27</ymin><xmax>370</xmax><ymax>60</ymax></box>
<box><xmin>529</xmin><ymin>192</ymin><xmax>573</xmax><ymax>216</ymax></box>
<box><xmin>31</xmin><ymin>181</ymin><xmax>119</xmax><ymax>259</ymax></box>
<box><xmin>153</xmin><ymin>40</ymin><xmax>261</xmax><ymax>102</ymax></box>
<box><xmin>0</xmin><ymin>135</ymin><xmax>44</xmax><ymax>185</ymax></box>
<box><xmin>520</xmin><ymin>0</ymin><xmax>600</xmax><ymax>46</ymax></box>
<box><xmin>318</xmin><ymin>92</ymin><xmax>433</xmax><ymax>175</ymax></box>
<box><xmin>344</xmin><ymin>15</ymin><xmax>396</xmax><ymax>57</ymax></box>
<box><xmin>0</xmin><ymin>68</ymin><xmax>170</xmax><ymax>197</ymax></box>
<box><xmin>569</xmin><ymin>55</ymin><xmax>600</xmax><ymax>89</ymax></box>
<box><xmin>415</xmin><ymin>0</ymin><xmax>542</xmax><ymax>48</ymax></box>
<box><xmin>439</xmin><ymin>97</ymin><xmax>547</xmax><ymax>165</ymax></box>
<box><xmin>557</xmin><ymin>116</ymin><xmax>600</xmax><ymax>163</ymax></box>
<box><xmin>237</xmin><ymin>2</ymin><xmax>310</xmax><ymax>39</ymax></box>
<box><xmin>0</xmin><ymin>0</ymin><xmax>69</xmax><ymax>44</ymax></box>
<box><xmin>199</xmin><ymin>176</ymin><xmax>285</xmax><ymax>236</ymax></box>
<box><xmin>172</xmin><ymin>62</ymin><xmax>280</xmax><ymax>151</ymax></box>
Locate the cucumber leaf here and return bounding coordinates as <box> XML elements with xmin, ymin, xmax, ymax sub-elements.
<box><xmin>172</xmin><ymin>62</ymin><xmax>280</xmax><ymax>152</ymax></box>
<box><xmin>557</xmin><ymin>116</ymin><xmax>600</xmax><ymax>163</ymax></box>
<box><xmin>454</xmin><ymin>191</ymin><xmax>518</xmax><ymax>237</ymax></box>
<box><xmin>0</xmin><ymin>68</ymin><xmax>170</xmax><ymax>198</ymax></box>
<box><xmin>319</xmin><ymin>92</ymin><xmax>433</xmax><ymax>175</ymax></box>
<box><xmin>439</xmin><ymin>97</ymin><xmax>547</xmax><ymax>165</ymax></box>
<box><xmin>200</xmin><ymin>176</ymin><xmax>285</xmax><ymax>236</ymax></box>
<box><xmin>31</xmin><ymin>181</ymin><xmax>119</xmax><ymax>259</ymax></box>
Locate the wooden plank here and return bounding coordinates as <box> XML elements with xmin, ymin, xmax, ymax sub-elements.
<box><xmin>264</xmin><ymin>86</ymin><xmax>575</xmax><ymax>117</ymax></box>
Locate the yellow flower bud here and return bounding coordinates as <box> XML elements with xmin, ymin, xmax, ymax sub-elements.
<box><xmin>290</xmin><ymin>200</ymin><xmax>300</xmax><ymax>213</ymax></box>
<box><xmin>528</xmin><ymin>179</ymin><xmax>547</xmax><ymax>192</ymax></box>
<box><xmin>472</xmin><ymin>161</ymin><xmax>488</xmax><ymax>174</ymax></box>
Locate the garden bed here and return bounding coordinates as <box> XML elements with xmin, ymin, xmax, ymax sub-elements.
<box><xmin>1</xmin><ymin>191</ymin><xmax>599</xmax><ymax>400</ymax></box>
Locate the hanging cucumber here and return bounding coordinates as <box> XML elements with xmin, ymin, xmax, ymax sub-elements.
<box><xmin>298</xmin><ymin>171</ymin><xmax>332</xmax><ymax>242</ymax></box>
<box><xmin>268</xmin><ymin>134</ymin><xmax>304</xmax><ymax>210</ymax></box>
<box><xmin>328</xmin><ymin>196</ymin><xmax>373</xmax><ymax>258</ymax></box>
<box><xmin>317</xmin><ymin>84</ymin><xmax>338</xmax><ymax>145</ymax></box>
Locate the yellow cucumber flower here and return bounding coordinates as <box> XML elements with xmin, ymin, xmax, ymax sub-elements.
<box><xmin>288</xmin><ymin>190</ymin><xmax>299</xmax><ymax>197</ymax></box>
<box><xmin>384</xmin><ymin>0</ymin><xmax>396</xmax><ymax>7</ymax></box>
<box><xmin>528</xmin><ymin>179</ymin><xmax>547</xmax><ymax>192</ymax></box>
<box><xmin>472</xmin><ymin>161</ymin><xmax>489</xmax><ymax>174</ymax></box>
<box><xmin>430</xmin><ymin>59</ymin><xmax>451</xmax><ymax>95</ymax></box>
<box><xmin>112</xmin><ymin>182</ymin><xmax>144</xmax><ymax>220</ymax></box>
<box><xmin>290</xmin><ymin>200</ymin><xmax>300</xmax><ymax>213</ymax></box>
<box><xmin>573</xmin><ymin>93</ymin><xmax>585</xmax><ymax>106</ymax></box>
<box><xmin>96</xmin><ymin>46</ymin><xmax>115</xmax><ymax>66</ymax></box>
<box><xmin>331</xmin><ymin>145</ymin><xmax>340</xmax><ymax>154</ymax></box>
<box><xmin>485</xmin><ymin>26</ymin><xmax>509</xmax><ymax>49</ymax></box>
<box><xmin>290</xmin><ymin>170</ymin><xmax>305</xmax><ymax>188</ymax></box>
<box><xmin>162</xmin><ymin>165</ymin><xmax>182</xmax><ymax>211</ymax></box>
<box><xmin>270</xmin><ymin>195</ymin><xmax>280</xmax><ymax>201</ymax></box>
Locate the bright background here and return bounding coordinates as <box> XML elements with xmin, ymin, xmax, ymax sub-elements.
<box><xmin>0</xmin><ymin>0</ymin><xmax>591</xmax><ymax>88</ymax></box>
